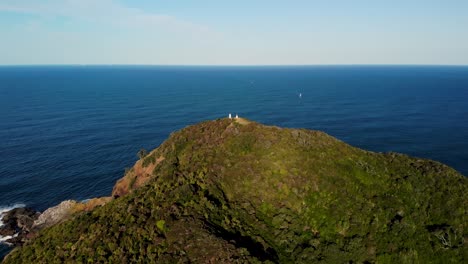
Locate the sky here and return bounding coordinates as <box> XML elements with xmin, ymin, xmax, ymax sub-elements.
<box><xmin>0</xmin><ymin>0</ymin><xmax>467</xmax><ymax>65</ymax></box>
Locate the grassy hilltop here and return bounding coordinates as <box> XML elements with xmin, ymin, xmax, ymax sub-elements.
<box><xmin>4</xmin><ymin>118</ymin><xmax>467</xmax><ymax>263</ymax></box>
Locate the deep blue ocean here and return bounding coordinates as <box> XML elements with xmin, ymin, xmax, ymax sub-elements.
<box><xmin>1</xmin><ymin>65</ymin><xmax>468</xmax><ymax>256</ymax></box>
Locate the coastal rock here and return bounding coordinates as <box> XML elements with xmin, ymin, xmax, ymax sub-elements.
<box><xmin>32</xmin><ymin>200</ymin><xmax>78</xmax><ymax>230</ymax></box>
<box><xmin>0</xmin><ymin>207</ymin><xmax>40</xmax><ymax>246</ymax></box>
<box><xmin>0</xmin><ymin>198</ymin><xmax>113</xmax><ymax>248</ymax></box>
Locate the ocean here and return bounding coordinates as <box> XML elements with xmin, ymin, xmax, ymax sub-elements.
<box><xmin>1</xmin><ymin>65</ymin><xmax>467</xmax><ymax>257</ymax></box>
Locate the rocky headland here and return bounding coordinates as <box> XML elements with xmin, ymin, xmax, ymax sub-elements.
<box><xmin>2</xmin><ymin>118</ymin><xmax>467</xmax><ymax>263</ymax></box>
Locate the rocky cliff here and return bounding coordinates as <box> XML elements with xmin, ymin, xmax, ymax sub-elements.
<box><xmin>3</xmin><ymin>118</ymin><xmax>467</xmax><ymax>263</ymax></box>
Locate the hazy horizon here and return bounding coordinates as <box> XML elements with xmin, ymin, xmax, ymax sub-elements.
<box><xmin>1</xmin><ymin>64</ymin><xmax>467</xmax><ymax>67</ymax></box>
<box><xmin>1</xmin><ymin>0</ymin><xmax>467</xmax><ymax>65</ymax></box>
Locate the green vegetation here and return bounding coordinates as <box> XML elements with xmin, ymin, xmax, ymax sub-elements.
<box><xmin>137</xmin><ymin>148</ymin><xmax>148</xmax><ymax>160</ymax></box>
<box><xmin>4</xmin><ymin>119</ymin><xmax>467</xmax><ymax>263</ymax></box>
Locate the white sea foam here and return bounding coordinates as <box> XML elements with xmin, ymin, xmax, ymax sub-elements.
<box><xmin>0</xmin><ymin>204</ymin><xmax>25</xmax><ymax>245</ymax></box>
<box><xmin>0</xmin><ymin>233</ymin><xmax>18</xmax><ymax>246</ymax></box>
<box><xmin>0</xmin><ymin>203</ymin><xmax>26</xmax><ymax>227</ymax></box>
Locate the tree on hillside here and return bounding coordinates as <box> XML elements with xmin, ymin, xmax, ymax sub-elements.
<box><xmin>137</xmin><ymin>148</ymin><xmax>148</xmax><ymax>159</ymax></box>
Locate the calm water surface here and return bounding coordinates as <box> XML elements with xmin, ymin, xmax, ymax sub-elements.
<box><xmin>1</xmin><ymin>65</ymin><xmax>467</xmax><ymax>256</ymax></box>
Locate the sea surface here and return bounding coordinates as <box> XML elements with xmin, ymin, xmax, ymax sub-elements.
<box><xmin>1</xmin><ymin>65</ymin><xmax>468</xmax><ymax>257</ymax></box>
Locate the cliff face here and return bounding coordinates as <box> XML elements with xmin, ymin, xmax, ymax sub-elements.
<box><xmin>4</xmin><ymin>119</ymin><xmax>467</xmax><ymax>263</ymax></box>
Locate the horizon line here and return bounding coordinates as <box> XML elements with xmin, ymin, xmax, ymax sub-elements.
<box><xmin>1</xmin><ymin>63</ymin><xmax>468</xmax><ymax>67</ymax></box>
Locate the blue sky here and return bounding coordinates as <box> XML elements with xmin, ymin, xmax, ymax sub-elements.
<box><xmin>0</xmin><ymin>0</ymin><xmax>467</xmax><ymax>65</ymax></box>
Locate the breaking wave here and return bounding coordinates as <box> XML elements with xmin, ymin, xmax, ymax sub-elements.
<box><xmin>0</xmin><ymin>203</ymin><xmax>25</xmax><ymax>229</ymax></box>
<box><xmin>0</xmin><ymin>234</ymin><xmax>18</xmax><ymax>246</ymax></box>
<box><xmin>0</xmin><ymin>203</ymin><xmax>25</xmax><ymax>245</ymax></box>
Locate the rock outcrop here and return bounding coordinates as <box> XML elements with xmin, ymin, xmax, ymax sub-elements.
<box><xmin>32</xmin><ymin>200</ymin><xmax>78</xmax><ymax>230</ymax></box>
<box><xmin>0</xmin><ymin>208</ymin><xmax>40</xmax><ymax>246</ymax></box>
<box><xmin>4</xmin><ymin>119</ymin><xmax>467</xmax><ymax>263</ymax></box>
<box><xmin>0</xmin><ymin>196</ymin><xmax>112</xmax><ymax>249</ymax></box>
